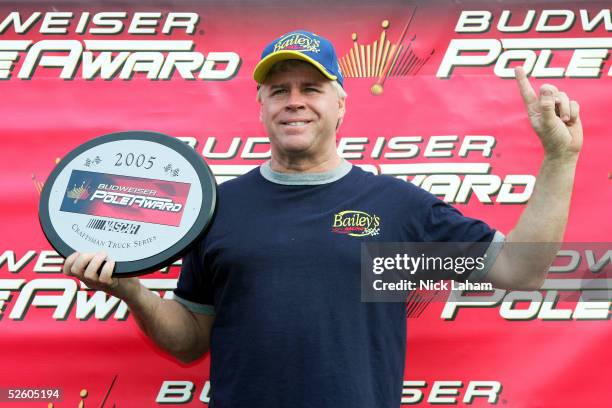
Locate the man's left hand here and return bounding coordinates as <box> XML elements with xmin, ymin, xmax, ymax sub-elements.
<box><xmin>515</xmin><ymin>66</ymin><xmax>583</xmax><ymax>161</ymax></box>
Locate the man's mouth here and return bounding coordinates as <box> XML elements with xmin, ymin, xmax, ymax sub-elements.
<box><xmin>280</xmin><ymin>120</ymin><xmax>311</xmax><ymax>126</ymax></box>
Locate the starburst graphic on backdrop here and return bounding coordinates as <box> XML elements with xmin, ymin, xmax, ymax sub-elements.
<box><xmin>32</xmin><ymin>157</ymin><xmax>61</xmax><ymax>195</ymax></box>
<box><xmin>46</xmin><ymin>375</ymin><xmax>118</xmax><ymax>407</ymax></box>
<box><xmin>338</xmin><ymin>8</ymin><xmax>435</xmax><ymax>95</ymax></box>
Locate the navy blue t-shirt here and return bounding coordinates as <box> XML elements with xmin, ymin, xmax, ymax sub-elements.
<box><xmin>174</xmin><ymin>161</ymin><xmax>501</xmax><ymax>408</ymax></box>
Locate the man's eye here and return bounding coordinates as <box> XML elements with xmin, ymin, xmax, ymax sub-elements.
<box><xmin>271</xmin><ymin>89</ymin><xmax>287</xmax><ymax>96</ymax></box>
<box><xmin>304</xmin><ymin>87</ymin><xmax>319</xmax><ymax>93</ymax></box>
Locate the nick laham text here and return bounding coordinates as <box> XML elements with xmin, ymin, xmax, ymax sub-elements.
<box><xmin>373</xmin><ymin>280</ymin><xmax>493</xmax><ymax>291</ymax></box>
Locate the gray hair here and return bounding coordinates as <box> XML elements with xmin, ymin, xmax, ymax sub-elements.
<box><xmin>256</xmin><ymin>59</ymin><xmax>347</xmax><ymax>102</ymax></box>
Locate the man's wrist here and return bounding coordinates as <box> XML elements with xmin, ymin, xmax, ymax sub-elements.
<box><xmin>111</xmin><ymin>277</ymin><xmax>142</xmax><ymax>302</ymax></box>
<box><xmin>542</xmin><ymin>151</ymin><xmax>579</xmax><ymax>166</ymax></box>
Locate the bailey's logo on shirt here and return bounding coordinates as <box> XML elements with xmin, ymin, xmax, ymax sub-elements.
<box><xmin>332</xmin><ymin>210</ymin><xmax>380</xmax><ymax>237</ymax></box>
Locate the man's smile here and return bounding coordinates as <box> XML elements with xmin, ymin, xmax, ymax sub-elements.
<box><xmin>279</xmin><ymin>119</ymin><xmax>313</xmax><ymax>127</ymax></box>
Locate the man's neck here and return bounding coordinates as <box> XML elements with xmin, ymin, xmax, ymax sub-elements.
<box><xmin>269</xmin><ymin>153</ymin><xmax>342</xmax><ymax>173</ymax></box>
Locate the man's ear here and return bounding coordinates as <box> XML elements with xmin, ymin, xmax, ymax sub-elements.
<box><xmin>257</xmin><ymin>86</ymin><xmax>264</xmax><ymax>122</ymax></box>
<box><xmin>336</xmin><ymin>97</ymin><xmax>346</xmax><ymax>130</ymax></box>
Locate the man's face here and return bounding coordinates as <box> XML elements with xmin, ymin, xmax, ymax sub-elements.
<box><xmin>259</xmin><ymin>61</ymin><xmax>345</xmax><ymax>159</ymax></box>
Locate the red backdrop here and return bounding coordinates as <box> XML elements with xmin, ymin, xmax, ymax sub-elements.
<box><xmin>1</xmin><ymin>1</ymin><xmax>610</xmax><ymax>407</ymax></box>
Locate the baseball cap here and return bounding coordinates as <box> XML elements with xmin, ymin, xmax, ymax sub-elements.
<box><xmin>253</xmin><ymin>30</ymin><xmax>344</xmax><ymax>87</ymax></box>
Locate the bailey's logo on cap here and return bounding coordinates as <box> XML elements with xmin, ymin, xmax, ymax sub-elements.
<box><xmin>273</xmin><ymin>33</ymin><xmax>321</xmax><ymax>53</ymax></box>
<box><xmin>253</xmin><ymin>29</ymin><xmax>344</xmax><ymax>87</ymax></box>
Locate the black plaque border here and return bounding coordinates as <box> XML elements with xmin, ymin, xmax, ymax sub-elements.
<box><xmin>39</xmin><ymin>131</ymin><xmax>217</xmax><ymax>276</ymax></box>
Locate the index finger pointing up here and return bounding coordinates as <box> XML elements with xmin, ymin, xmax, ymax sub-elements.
<box><xmin>515</xmin><ymin>66</ymin><xmax>537</xmax><ymax>106</ymax></box>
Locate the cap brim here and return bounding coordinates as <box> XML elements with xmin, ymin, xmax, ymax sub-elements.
<box><xmin>253</xmin><ymin>50</ymin><xmax>337</xmax><ymax>84</ymax></box>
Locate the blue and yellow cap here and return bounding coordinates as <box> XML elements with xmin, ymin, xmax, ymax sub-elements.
<box><xmin>253</xmin><ymin>30</ymin><xmax>344</xmax><ymax>87</ymax></box>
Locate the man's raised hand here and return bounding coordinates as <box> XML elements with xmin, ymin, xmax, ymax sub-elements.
<box><xmin>515</xmin><ymin>66</ymin><xmax>583</xmax><ymax>160</ymax></box>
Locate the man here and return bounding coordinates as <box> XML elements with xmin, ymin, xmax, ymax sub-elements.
<box><xmin>63</xmin><ymin>30</ymin><xmax>582</xmax><ymax>407</ymax></box>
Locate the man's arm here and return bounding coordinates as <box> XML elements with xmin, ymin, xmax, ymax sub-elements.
<box><xmin>63</xmin><ymin>251</ymin><xmax>213</xmax><ymax>363</ymax></box>
<box><xmin>485</xmin><ymin>67</ymin><xmax>583</xmax><ymax>290</ymax></box>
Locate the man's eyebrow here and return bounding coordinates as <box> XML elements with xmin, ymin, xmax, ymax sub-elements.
<box><xmin>267</xmin><ymin>81</ymin><xmax>324</xmax><ymax>89</ymax></box>
<box><xmin>269</xmin><ymin>83</ymin><xmax>289</xmax><ymax>90</ymax></box>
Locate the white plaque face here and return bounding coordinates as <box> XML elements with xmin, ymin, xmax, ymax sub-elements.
<box><xmin>39</xmin><ymin>131</ymin><xmax>216</xmax><ymax>276</ymax></box>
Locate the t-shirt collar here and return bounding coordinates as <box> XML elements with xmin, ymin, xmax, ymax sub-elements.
<box><xmin>260</xmin><ymin>159</ymin><xmax>352</xmax><ymax>185</ymax></box>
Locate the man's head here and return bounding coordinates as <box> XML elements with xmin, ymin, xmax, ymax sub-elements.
<box><xmin>253</xmin><ymin>31</ymin><xmax>346</xmax><ymax>160</ymax></box>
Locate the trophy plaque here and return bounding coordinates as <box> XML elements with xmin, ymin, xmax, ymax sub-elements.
<box><xmin>39</xmin><ymin>131</ymin><xmax>216</xmax><ymax>276</ymax></box>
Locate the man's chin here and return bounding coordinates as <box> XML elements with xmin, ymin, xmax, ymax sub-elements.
<box><xmin>274</xmin><ymin>136</ymin><xmax>315</xmax><ymax>154</ymax></box>
<box><xmin>278</xmin><ymin>144</ymin><xmax>312</xmax><ymax>155</ymax></box>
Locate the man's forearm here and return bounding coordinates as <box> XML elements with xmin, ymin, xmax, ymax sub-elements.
<box><xmin>62</xmin><ymin>253</ymin><xmax>211</xmax><ymax>362</ymax></box>
<box><xmin>119</xmin><ymin>280</ymin><xmax>209</xmax><ymax>362</ymax></box>
<box><xmin>489</xmin><ymin>154</ymin><xmax>578</xmax><ymax>289</ymax></box>
<box><xmin>508</xmin><ymin>154</ymin><xmax>578</xmax><ymax>243</ymax></box>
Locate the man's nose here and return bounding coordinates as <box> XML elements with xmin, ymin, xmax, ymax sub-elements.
<box><xmin>285</xmin><ymin>89</ymin><xmax>305</xmax><ymax>110</ymax></box>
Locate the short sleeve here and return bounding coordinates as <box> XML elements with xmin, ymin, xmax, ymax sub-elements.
<box><xmin>172</xmin><ymin>241</ymin><xmax>215</xmax><ymax>315</ymax></box>
<box><xmin>420</xmin><ymin>194</ymin><xmax>505</xmax><ymax>282</ymax></box>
